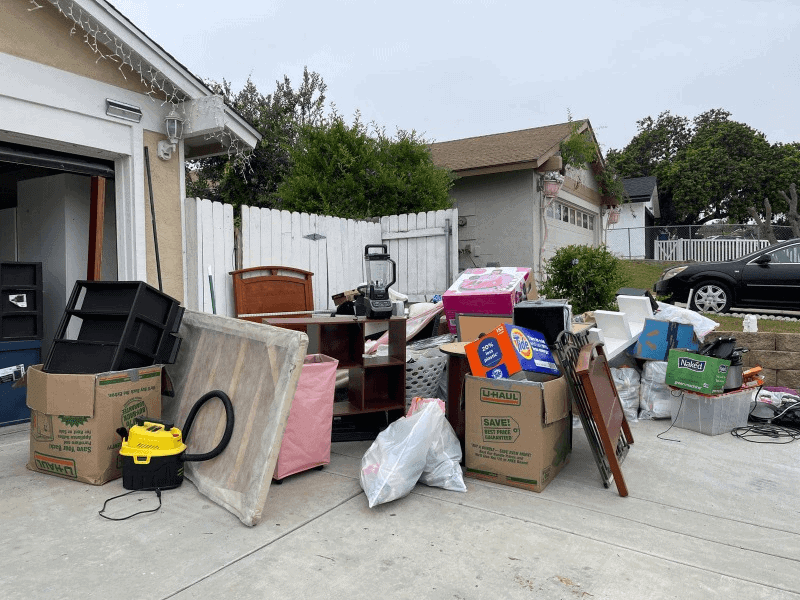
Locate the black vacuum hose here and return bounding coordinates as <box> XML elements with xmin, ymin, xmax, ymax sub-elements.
<box><xmin>182</xmin><ymin>390</ymin><xmax>235</xmax><ymax>462</ymax></box>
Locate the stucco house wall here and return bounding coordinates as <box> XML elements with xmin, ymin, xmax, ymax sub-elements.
<box><xmin>0</xmin><ymin>0</ymin><xmax>259</xmax><ymax>318</ymax></box>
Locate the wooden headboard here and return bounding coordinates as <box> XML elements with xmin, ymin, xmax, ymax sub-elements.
<box><xmin>229</xmin><ymin>266</ymin><xmax>314</xmax><ymax>322</ymax></box>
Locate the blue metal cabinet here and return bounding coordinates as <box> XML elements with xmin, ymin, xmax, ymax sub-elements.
<box><xmin>1</xmin><ymin>340</ymin><xmax>41</xmax><ymax>426</ymax></box>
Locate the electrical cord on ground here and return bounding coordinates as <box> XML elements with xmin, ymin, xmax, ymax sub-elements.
<box><xmin>98</xmin><ymin>483</ymin><xmax>182</xmax><ymax>521</ymax></box>
<box><xmin>657</xmin><ymin>389</ymin><xmax>685</xmax><ymax>442</ymax></box>
<box><xmin>730</xmin><ymin>423</ymin><xmax>800</xmax><ymax>444</ymax></box>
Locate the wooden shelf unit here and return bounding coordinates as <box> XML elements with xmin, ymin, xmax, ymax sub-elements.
<box><xmin>263</xmin><ymin>316</ymin><xmax>406</xmax><ymax>416</ymax></box>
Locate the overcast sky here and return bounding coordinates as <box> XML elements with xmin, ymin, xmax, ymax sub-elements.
<box><xmin>114</xmin><ymin>0</ymin><xmax>800</xmax><ymax>152</ymax></box>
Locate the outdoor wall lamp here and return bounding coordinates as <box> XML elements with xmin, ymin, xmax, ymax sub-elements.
<box><xmin>157</xmin><ymin>108</ymin><xmax>184</xmax><ymax>160</ymax></box>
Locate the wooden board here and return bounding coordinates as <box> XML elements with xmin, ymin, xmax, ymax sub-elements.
<box><xmin>230</xmin><ymin>266</ymin><xmax>314</xmax><ymax>321</ymax></box>
<box><xmin>575</xmin><ymin>342</ymin><xmax>633</xmax><ymax>497</ymax></box>
<box><xmin>162</xmin><ymin>310</ymin><xmax>308</xmax><ymax>526</ymax></box>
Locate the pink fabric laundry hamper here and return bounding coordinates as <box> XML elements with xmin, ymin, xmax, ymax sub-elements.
<box><xmin>274</xmin><ymin>354</ymin><xmax>339</xmax><ymax>480</ymax></box>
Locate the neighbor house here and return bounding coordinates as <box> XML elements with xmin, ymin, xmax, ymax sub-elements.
<box><xmin>0</xmin><ymin>0</ymin><xmax>260</xmax><ymax>353</ymax></box>
<box><xmin>605</xmin><ymin>176</ymin><xmax>660</xmax><ymax>259</ymax></box>
<box><xmin>429</xmin><ymin>121</ymin><xmax>612</xmax><ymax>281</ymax></box>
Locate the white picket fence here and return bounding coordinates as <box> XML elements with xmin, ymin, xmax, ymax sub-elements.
<box><xmin>184</xmin><ymin>197</ymin><xmax>236</xmax><ymax>316</ymax></box>
<box><xmin>241</xmin><ymin>206</ymin><xmax>458</xmax><ymax>309</ymax></box>
<box><xmin>655</xmin><ymin>238</ymin><xmax>770</xmax><ymax>262</ymax></box>
<box><xmin>184</xmin><ymin>198</ymin><xmax>459</xmax><ymax>315</ymax></box>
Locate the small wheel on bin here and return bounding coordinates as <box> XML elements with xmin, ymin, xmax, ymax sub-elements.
<box><xmin>690</xmin><ymin>281</ymin><xmax>732</xmax><ymax>314</ymax></box>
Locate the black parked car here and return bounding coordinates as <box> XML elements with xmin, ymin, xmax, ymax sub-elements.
<box><xmin>654</xmin><ymin>238</ymin><xmax>800</xmax><ymax>313</ymax></box>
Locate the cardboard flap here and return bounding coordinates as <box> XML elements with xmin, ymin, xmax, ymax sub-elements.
<box><xmin>542</xmin><ymin>376</ymin><xmax>569</xmax><ymax>424</ymax></box>
<box><xmin>26</xmin><ymin>365</ymin><xmax>96</xmax><ymax>417</ymax></box>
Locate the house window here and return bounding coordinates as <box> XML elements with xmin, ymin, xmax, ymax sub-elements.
<box><xmin>589</xmin><ymin>215</ymin><xmax>594</xmax><ymax>231</ymax></box>
<box><xmin>569</xmin><ymin>208</ymin><xmax>576</xmax><ymax>225</ymax></box>
<box><xmin>546</xmin><ymin>202</ymin><xmax>554</xmax><ymax>218</ymax></box>
<box><xmin>554</xmin><ymin>203</ymin><xmax>561</xmax><ymax>220</ymax></box>
<box><xmin>562</xmin><ymin>204</ymin><xmax>569</xmax><ymax>223</ymax></box>
<box><xmin>582</xmin><ymin>214</ymin><xmax>588</xmax><ymax>229</ymax></box>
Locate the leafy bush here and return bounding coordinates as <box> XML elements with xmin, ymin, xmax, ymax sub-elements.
<box><xmin>539</xmin><ymin>245</ymin><xmax>629</xmax><ymax>314</ymax></box>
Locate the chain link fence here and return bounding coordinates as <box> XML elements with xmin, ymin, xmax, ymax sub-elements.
<box><xmin>606</xmin><ymin>224</ymin><xmax>797</xmax><ymax>260</ymax></box>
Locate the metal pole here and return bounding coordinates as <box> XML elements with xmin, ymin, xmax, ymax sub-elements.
<box><xmin>143</xmin><ymin>147</ymin><xmax>163</xmax><ymax>291</ymax></box>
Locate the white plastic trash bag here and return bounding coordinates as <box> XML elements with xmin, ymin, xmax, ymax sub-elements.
<box><xmin>407</xmin><ymin>397</ymin><xmax>466</xmax><ymax>493</ymax></box>
<box><xmin>653</xmin><ymin>301</ymin><xmax>719</xmax><ymax>339</ymax></box>
<box><xmin>360</xmin><ymin>398</ymin><xmax>465</xmax><ymax>508</ymax></box>
<box><xmin>639</xmin><ymin>361</ymin><xmax>672</xmax><ymax>419</ymax></box>
<box><xmin>610</xmin><ymin>367</ymin><xmax>641</xmax><ymax>422</ymax></box>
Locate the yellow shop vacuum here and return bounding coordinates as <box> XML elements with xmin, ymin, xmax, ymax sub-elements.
<box><xmin>118</xmin><ymin>390</ymin><xmax>234</xmax><ymax>491</ymax></box>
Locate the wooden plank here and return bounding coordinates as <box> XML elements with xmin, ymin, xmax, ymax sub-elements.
<box><xmin>414</xmin><ymin>212</ymin><xmax>428</xmax><ymax>299</ymax></box>
<box><xmin>259</xmin><ymin>207</ymin><xmax>271</xmax><ymax>268</ymax></box>
<box><xmin>433</xmin><ymin>210</ymin><xmax>447</xmax><ymax>293</ymax></box>
<box><xmin>381</xmin><ymin>227</ymin><xmax>447</xmax><ymax>240</ymax></box>
<box><xmin>194</xmin><ymin>198</ymin><xmax>205</xmax><ymax>312</ymax></box>
<box><xmin>397</xmin><ymin>213</ymin><xmax>408</xmax><ymax>295</ymax></box>
<box><xmin>449</xmin><ymin>208</ymin><xmax>459</xmax><ymax>289</ymax></box>
<box><xmin>307</xmin><ymin>213</ymin><xmax>320</xmax><ymax>310</ymax></box>
<box><xmin>223</xmin><ymin>203</ymin><xmax>235</xmax><ymax>317</ymax></box>
<box><xmin>241</xmin><ymin>205</ymin><xmax>251</xmax><ymax>269</ymax></box>
<box><xmin>425</xmin><ymin>210</ymin><xmax>437</xmax><ymax>297</ymax></box>
<box><xmin>346</xmin><ymin>218</ymin><xmax>357</xmax><ymax>289</ymax></box>
<box><xmin>250</xmin><ymin>204</ymin><xmax>261</xmax><ymax>268</ymax></box>
<box><xmin>86</xmin><ymin>176</ymin><xmax>106</xmax><ymax>280</ymax></box>
<box><xmin>270</xmin><ymin>208</ymin><xmax>282</xmax><ymax>266</ymax></box>
<box><xmin>317</xmin><ymin>215</ymin><xmax>329</xmax><ymax>309</ymax></box>
<box><xmin>291</xmin><ymin>210</ymin><xmax>303</xmax><ymax>270</ymax></box>
<box><xmin>328</xmin><ymin>217</ymin><xmax>345</xmax><ymax>300</ymax></box>
<box><xmin>406</xmin><ymin>212</ymin><xmax>419</xmax><ymax>298</ymax></box>
<box><xmin>200</xmin><ymin>199</ymin><xmax>214</xmax><ymax>313</ymax></box>
<box><xmin>184</xmin><ymin>197</ymin><xmax>199</xmax><ymax>311</ymax></box>
<box><xmin>212</xmin><ymin>200</ymin><xmax>227</xmax><ymax>317</ymax></box>
<box><xmin>281</xmin><ymin>210</ymin><xmax>292</xmax><ymax>267</ymax></box>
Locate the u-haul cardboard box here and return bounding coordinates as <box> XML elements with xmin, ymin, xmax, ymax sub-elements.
<box><xmin>464</xmin><ymin>373</ymin><xmax>571</xmax><ymax>493</ymax></box>
<box><xmin>26</xmin><ymin>364</ymin><xmax>161</xmax><ymax>485</ymax></box>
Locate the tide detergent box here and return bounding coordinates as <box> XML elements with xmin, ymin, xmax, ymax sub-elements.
<box><xmin>465</xmin><ymin>323</ymin><xmax>559</xmax><ymax>379</ymax></box>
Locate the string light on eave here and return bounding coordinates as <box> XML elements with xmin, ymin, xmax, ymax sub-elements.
<box><xmin>29</xmin><ymin>0</ymin><xmax>253</xmax><ymax>177</ymax></box>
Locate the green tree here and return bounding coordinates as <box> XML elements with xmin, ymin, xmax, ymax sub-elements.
<box><xmin>539</xmin><ymin>245</ymin><xmax>629</xmax><ymax>314</ymax></box>
<box><xmin>187</xmin><ymin>68</ymin><xmax>327</xmax><ymax>210</ymax></box>
<box><xmin>276</xmin><ymin>113</ymin><xmax>453</xmax><ymax>219</ymax></box>
<box><xmin>607</xmin><ymin>109</ymin><xmax>800</xmax><ymax>225</ymax></box>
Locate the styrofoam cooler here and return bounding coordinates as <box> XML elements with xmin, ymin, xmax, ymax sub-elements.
<box><xmin>274</xmin><ymin>354</ymin><xmax>339</xmax><ymax>480</ymax></box>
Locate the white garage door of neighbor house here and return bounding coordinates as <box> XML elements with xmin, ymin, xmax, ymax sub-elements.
<box><xmin>544</xmin><ymin>199</ymin><xmax>597</xmax><ymax>259</ymax></box>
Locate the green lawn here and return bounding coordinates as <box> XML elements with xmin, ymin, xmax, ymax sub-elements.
<box><xmin>618</xmin><ymin>259</ymin><xmax>800</xmax><ymax>334</ymax></box>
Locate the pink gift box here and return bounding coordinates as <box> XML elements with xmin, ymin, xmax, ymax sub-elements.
<box><xmin>274</xmin><ymin>354</ymin><xmax>339</xmax><ymax>480</ymax></box>
<box><xmin>442</xmin><ymin>267</ymin><xmax>532</xmax><ymax>335</ymax></box>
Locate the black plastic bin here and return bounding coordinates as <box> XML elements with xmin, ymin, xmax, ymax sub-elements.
<box><xmin>43</xmin><ymin>281</ymin><xmax>183</xmax><ymax>374</ymax></box>
<box><xmin>0</xmin><ymin>262</ymin><xmax>44</xmax><ymax>341</ymax></box>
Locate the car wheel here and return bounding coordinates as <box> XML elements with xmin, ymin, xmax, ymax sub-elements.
<box><xmin>690</xmin><ymin>281</ymin><xmax>732</xmax><ymax>313</ymax></box>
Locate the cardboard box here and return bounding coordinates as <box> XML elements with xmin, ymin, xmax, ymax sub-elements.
<box><xmin>26</xmin><ymin>364</ymin><xmax>162</xmax><ymax>485</ymax></box>
<box><xmin>464</xmin><ymin>323</ymin><xmax>559</xmax><ymax>379</ymax></box>
<box><xmin>442</xmin><ymin>267</ymin><xmax>532</xmax><ymax>334</ymax></box>
<box><xmin>464</xmin><ymin>373</ymin><xmax>571</xmax><ymax>492</ymax></box>
<box><xmin>665</xmin><ymin>350</ymin><xmax>730</xmax><ymax>395</ymax></box>
<box><xmin>631</xmin><ymin>319</ymin><xmax>699</xmax><ymax>360</ymax></box>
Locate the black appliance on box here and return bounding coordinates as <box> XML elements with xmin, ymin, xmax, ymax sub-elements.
<box><xmin>513</xmin><ymin>299</ymin><xmax>573</xmax><ymax>346</ymax></box>
<box><xmin>0</xmin><ymin>262</ymin><xmax>44</xmax><ymax>341</ymax></box>
<box><xmin>43</xmin><ymin>281</ymin><xmax>183</xmax><ymax>374</ymax></box>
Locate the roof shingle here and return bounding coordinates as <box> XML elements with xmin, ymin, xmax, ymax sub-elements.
<box><xmin>429</xmin><ymin>122</ymin><xmax>580</xmax><ymax>173</ymax></box>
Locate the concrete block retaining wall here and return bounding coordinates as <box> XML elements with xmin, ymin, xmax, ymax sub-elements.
<box><xmin>710</xmin><ymin>331</ymin><xmax>800</xmax><ymax>389</ymax></box>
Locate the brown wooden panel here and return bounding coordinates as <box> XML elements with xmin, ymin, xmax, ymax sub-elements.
<box><xmin>230</xmin><ymin>266</ymin><xmax>314</xmax><ymax>322</ymax></box>
<box><xmin>86</xmin><ymin>176</ymin><xmax>106</xmax><ymax>281</ymax></box>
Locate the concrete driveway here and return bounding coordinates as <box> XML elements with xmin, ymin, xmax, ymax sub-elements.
<box><xmin>1</xmin><ymin>418</ymin><xmax>798</xmax><ymax>599</ymax></box>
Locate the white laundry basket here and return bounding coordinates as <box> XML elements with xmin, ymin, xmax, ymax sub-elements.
<box><xmin>405</xmin><ymin>348</ymin><xmax>448</xmax><ymax>411</ymax></box>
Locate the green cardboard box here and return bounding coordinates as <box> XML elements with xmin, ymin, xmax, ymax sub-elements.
<box><xmin>665</xmin><ymin>350</ymin><xmax>730</xmax><ymax>395</ymax></box>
